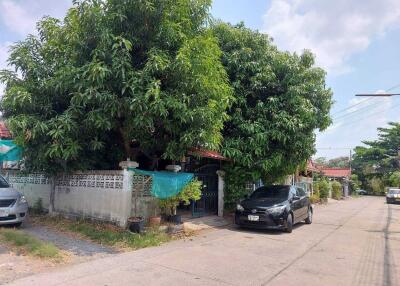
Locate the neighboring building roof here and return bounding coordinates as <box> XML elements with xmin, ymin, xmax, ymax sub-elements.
<box><xmin>0</xmin><ymin>122</ymin><xmax>12</xmax><ymax>139</ymax></box>
<box><xmin>306</xmin><ymin>160</ymin><xmax>320</xmax><ymax>172</ymax></box>
<box><xmin>188</xmin><ymin>148</ymin><xmax>229</xmax><ymax>161</ymax></box>
<box><xmin>321</xmin><ymin>168</ymin><xmax>351</xmax><ymax>178</ymax></box>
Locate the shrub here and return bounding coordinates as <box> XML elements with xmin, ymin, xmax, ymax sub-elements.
<box><xmin>350</xmin><ymin>174</ymin><xmax>361</xmax><ymax>192</ymax></box>
<box><xmin>313</xmin><ymin>181</ymin><xmax>320</xmax><ymax>193</ymax></box>
<box><xmin>389</xmin><ymin>171</ymin><xmax>400</xmax><ymax>188</ymax></box>
<box><xmin>159</xmin><ymin>179</ymin><xmax>202</xmax><ymax>215</ymax></box>
<box><xmin>331</xmin><ymin>181</ymin><xmax>342</xmax><ymax>200</ymax></box>
<box><xmin>319</xmin><ymin>179</ymin><xmax>330</xmax><ymax>199</ymax></box>
<box><xmin>369</xmin><ymin>177</ymin><xmax>384</xmax><ymax>195</ymax></box>
<box><xmin>310</xmin><ymin>193</ymin><xmax>320</xmax><ymax>204</ymax></box>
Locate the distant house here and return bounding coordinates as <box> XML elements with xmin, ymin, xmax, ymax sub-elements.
<box><xmin>0</xmin><ymin>121</ymin><xmax>12</xmax><ymax>139</ymax></box>
<box><xmin>321</xmin><ymin>167</ymin><xmax>351</xmax><ymax>196</ymax></box>
<box><xmin>286</xmin><ymin>160</ymin><xmax>320</xmax><ymax>196</ymax></box>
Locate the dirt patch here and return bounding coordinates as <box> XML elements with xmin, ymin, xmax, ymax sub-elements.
<box><xmin>0</xmin><ymin>220</ymin><xmax>118</xmax><ymax>285</ymax></box>
<box><xmin>0</xmin><ymin>242</ymin><xmax>59</xmax><ymax>284</ymax></box>
<box><xmin>22</xmin><ymin>224</ymin><xmax>118</xmax><ymax>262</ymax></box>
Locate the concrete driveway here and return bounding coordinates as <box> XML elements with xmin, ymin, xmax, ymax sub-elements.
<box><xmin>6</xmin><ymin>196</ymin><xmax>400</xmax><ymax>286</ymax></box>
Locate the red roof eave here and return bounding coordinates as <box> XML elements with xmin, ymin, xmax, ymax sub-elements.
<box><xmin>188</xmin><ymin>148</ymin><xmax>230</xmax><ymax>161</ymax></box>
<box><xmin>321</xmin><ymin>168</ymin><xmax>351</xmax><ymax>178</ymax></box>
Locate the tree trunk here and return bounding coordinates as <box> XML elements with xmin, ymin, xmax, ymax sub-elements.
<box><xmin>119</xmin><ymin>127</ymin><xmax>133</xmax><ymax>160</ymax></box>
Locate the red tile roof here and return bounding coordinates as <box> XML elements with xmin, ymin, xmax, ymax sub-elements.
<box><xmin>188</xmin><ymin>148</ymin><xmax>229</xmax><ymax>161</ymax></box>
<box><xmin>0</xmin><ymin>122</ymin><xmax>12</xmax><ymax>139</ymax></box>
<box><xmin>321</xmin><ymin>168</ymin><xmax>351</xmax><ymax>178</ymax></box>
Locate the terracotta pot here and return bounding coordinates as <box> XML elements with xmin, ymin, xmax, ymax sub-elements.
<box><xmin>149</xmin><ymin>216</ymin><xmax>161</xmax><ymax>226</ymax></box>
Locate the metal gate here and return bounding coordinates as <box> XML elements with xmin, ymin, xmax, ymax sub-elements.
<box><xmin>192</xmin><ymin>164</ymin><xmax>219</xmax><ymax>217</ymax></box>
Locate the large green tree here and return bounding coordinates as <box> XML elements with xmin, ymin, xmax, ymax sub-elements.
<box><xmin>213</xmin><ymin>23</ymin><xmax>333</xmax><ymax>206</ymax></box>
<box><xmin>352</xmin><ymin>122</ymin><xmax>400</xmax><ymax>189</ymax></box>
<box><xmin>0</xmin><ymin>0</ymin><xmax>233</xmax><ymax>173</ymax></box>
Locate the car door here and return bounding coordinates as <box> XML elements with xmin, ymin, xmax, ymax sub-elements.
<box><xmin>290</xmin><ymin>187</ymin><xmax>302</xmax><ymax>222</ymax></box>
<box><xmin>295</xmin><ymin>187</ymin><xmax>308</xmax><ymax>219</ymax></box>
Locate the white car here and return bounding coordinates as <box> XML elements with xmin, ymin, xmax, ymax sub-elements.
<box><xmin>386</xmin><ymin>188</ymin><xmax>400</xmax><ymax>204</ymax></box>
<box><xmin>0</xmin><ymin>175</ymin><xmax>28</xmax><ymax>227</ymax></box>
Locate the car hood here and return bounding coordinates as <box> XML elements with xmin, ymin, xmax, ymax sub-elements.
<box><xmin>241</xmin><ymin>198</ymin><xmax>287</xmax><ymax>209</ymax></box>
<box><xmin>0</xmin><ymin>187</ymin><xmax>20</xmax><ymax>198</ymax></box>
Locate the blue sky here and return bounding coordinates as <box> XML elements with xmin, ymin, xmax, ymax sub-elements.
<box><xmin>1</xmin><ymin>0</ymin><xmax>400</xmax><ymax>159</ymax></box>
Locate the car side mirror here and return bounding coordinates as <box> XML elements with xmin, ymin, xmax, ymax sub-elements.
<box><xmin>293</xmin><ymin>195</ymin><xmax>301</xmax><ymax>201</ymax></box>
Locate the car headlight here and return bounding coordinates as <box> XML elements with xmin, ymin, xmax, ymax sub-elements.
<box><xmin>236</xmin><ymin>204</ymin><xmax>244</xmax><ymax>212</ymax></box>
<box><xmin>267</xmin><ymin>205</ymin><xmax>286</xmax><ymax>215</ymax></box>
<box><xmin>19</xmin><ymin>195</ymin><xmax>27</xmax><ymax>205</ymax></box>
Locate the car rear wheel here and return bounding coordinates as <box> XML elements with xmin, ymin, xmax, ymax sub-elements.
<box><xmin>285</xmin><ymin>214</ymin><xmax>293</xmax><ymax>233</ymax></box>
<box><xmin>305</xmin><ymin>208</ymin><xmax>313</xmax><ymax>224</ymax></box>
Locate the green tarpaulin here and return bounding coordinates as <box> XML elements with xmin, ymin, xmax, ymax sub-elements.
<box><xmin>0</xmin><ymin>140</ymin><xmax>22</xmax><ymax>162</ymax></box>
<box><xmin>128</xmin><ymin>168</ymin><xmax>194</xmax><ymax>199</ymax></box>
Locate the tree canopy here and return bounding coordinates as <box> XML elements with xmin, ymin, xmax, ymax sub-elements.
<box><xmin>352</xmin><ymin>122</ymin><xmax>400</xmax><ymax>190</ymax></box>
<box><xmin>1</xmin><ymin>1</ymin><xmax>333</xmax><ymax>187</ymax></box>
<box><xmin>313</xmin><ymin>156</ymin><xmax>350</xmax><ymax>168</ymax></box>
<box><xmin>0</xmin><ymin>0</ymin><xmax>233</xmax><ymax>173</ymax></box>
<box><xmin>211</xmin><ymin>23</ymin><xmax>332</xmax><ymax>205</ymax></box>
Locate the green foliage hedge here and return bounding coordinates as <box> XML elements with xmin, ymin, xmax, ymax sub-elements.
<box><xmin>331</xmin><ymin>181</ymin><xmax>342</xmax><ymax>200</ymax></box>
<box><xmin>318</xmin><ymin>180</ymin><xmax>330</xmax><ymax>199</ymax></box>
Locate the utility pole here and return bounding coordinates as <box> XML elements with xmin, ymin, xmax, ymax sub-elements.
<box><xmin>349</xmin><ymin>149</ymin><xmax>352</xmax><ymax>174</ymax></box>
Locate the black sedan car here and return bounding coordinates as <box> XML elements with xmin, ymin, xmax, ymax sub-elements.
<box><xmin>235</xmin><ymin>185</ymin><xmax>313</xmax><ymax>233</ymax></box>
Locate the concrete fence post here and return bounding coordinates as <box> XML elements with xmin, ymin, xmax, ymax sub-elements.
<box><xmin>119</xmin><ymin>160</ymin><xmax>138</xmax><ymax>228</ymax></box>
<box><xmin>216</xmin><ymin>170</ymin><xmax>225</xmax><ymax>217</ymax></box>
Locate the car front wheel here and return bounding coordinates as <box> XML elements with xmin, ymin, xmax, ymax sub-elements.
<box><xmin>305</xmin><ymin>208</ymin><xmax>313</xmax><ymax>224</ymax></box>
<box><xmin>285</xmin><ymin>214</ymin><xmax>293</xmax><ymax>233</ymax></box>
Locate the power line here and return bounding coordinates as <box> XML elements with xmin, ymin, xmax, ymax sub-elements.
<box><xmin>331</xmin><ymin>83</ymin><xmax>400</xmax><ymax>117</ymax></box>
<box><xmin>333</xmin><ymin>101</ymin><xmax>400</xmax><ymax>128</ymax></box>
<box><xmin>331</xmin><ymin>97</ymin><xmax>374</xmax><ymax>116</ymax></box>
<box><xmin>332</xmin><ymin>96</ymin><xmax>400</xmax><ymax>123</ymax></box>
<box><xmin>316</xmin><ymin>147</ymin><xmax>352</xmax><ymax>150</ymax></box>
<box><xmin>332</xmin><ymin>98</ymin><xmax>379</xmax><ymax>121</ymax></box>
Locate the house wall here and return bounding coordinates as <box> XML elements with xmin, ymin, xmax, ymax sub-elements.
<box><xmin>2</xmin><ymin>170</ymin><xmax>157</xmax><ymax>227</ymax></box>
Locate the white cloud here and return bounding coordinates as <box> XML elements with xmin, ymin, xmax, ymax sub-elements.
<box><xmin>0</xmin><ymin>0</ymin><xmax>71</xmax><ymax>36</ymax></box>
<box><xmin>263</xmin><ymin>0</ymin><xmax>400</xmax><ymax>75</ymax></box>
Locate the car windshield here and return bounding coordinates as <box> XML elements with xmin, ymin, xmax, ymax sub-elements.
<box><xmin>0</xmin><ymin>176</ymin><xmax>9</xmax><ymax>188</ymax></box>
<box><xmin>389</xmin><ymin>189</ymin><xmax>400</xmax><ymax>194</ymax></box>
<box><xmin>250</xmin><ymin>186</ymin><xmax>289</xmax><ymax>199</ymax></box>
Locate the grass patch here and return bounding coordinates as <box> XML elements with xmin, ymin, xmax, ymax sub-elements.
<box><xmin>30</xmin><ymin>215</ymin><xmax>171</xmax><ymax>250</ymax></box>
<box><xmin>0</xmin><ymin>228</ymin><xmax>61</xmax><ymax>260</ymax></box>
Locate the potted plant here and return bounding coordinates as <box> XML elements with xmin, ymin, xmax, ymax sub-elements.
<box><xmin>159</xmin><ymin>179</ymin><xmax>202</xmax><ymax>224</ymax></box>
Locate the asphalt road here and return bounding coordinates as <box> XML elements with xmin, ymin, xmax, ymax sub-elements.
<box><xmin>6</xmin><ymin>196</ymin><xmax>400</xmax><ymax>286</ymax></box>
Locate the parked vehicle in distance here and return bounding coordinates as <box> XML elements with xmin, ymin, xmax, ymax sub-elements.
<box><xmin>386</xmin><ymin>188</ymin><xmax>400</xmax><ymax>204</ymax></box>
<box><xmin>0</xmin><ymin>175</ymin><xmax>28</xmax><ymax>227</ymax></box>
<box><xmin>355</xmin><ymin>189</ymin><xmax>368</xmax><ymax>195</ymax></box>
<box><xmin>235</xmin><ymin>185</ymin><xmax>313</xmax><ymax>233</ymax></box>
